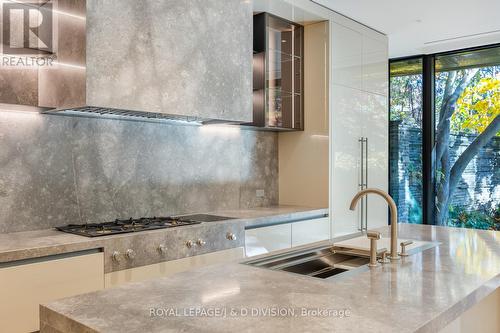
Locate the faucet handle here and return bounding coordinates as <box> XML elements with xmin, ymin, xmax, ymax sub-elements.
<box><xmin>400</xmin><ymin>241</ymin><xmax>413</xmax><ymax>256</ymax></box>
<box><xmin>367</xmin><ymin>230</ymin><xmax>381</xmax><ymax>267</ymax></box>
<box><xmin>367</xmin><ymin>230</ymin><xmax>381</xmax><ymax>240</ymax></box>
<box><xmin>378</xmin><ymin>249</ymin><xmax>390</xmax><ymax>264</ymax></box>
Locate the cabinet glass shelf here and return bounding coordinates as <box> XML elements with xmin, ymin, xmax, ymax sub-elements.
<box><xmin>250</xmin><ymin>12</ymin><xmax>304</xmax><ymax>131</ymax></box>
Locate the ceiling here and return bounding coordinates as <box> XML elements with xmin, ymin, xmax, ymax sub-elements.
<box><xmin>313</xmin><ymin>0</ymin><xmax>500</xmax><ymax>58</ymax></box>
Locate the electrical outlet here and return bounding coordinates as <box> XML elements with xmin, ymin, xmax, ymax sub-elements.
<box><xmin>256</xmin><ymin>189</ymin><xmax>265</xmax><ymax>198</ymax></box>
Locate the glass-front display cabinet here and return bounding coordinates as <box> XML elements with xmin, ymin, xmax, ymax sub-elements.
<box><xmin>251</xmin><ymin>13</ymin><xmax>304</xmax><ymax>130</ymax></box>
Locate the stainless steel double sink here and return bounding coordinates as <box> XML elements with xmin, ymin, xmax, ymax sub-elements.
<box><xmin>245</xmin><ymin>238</ymin><xmax>439</xmax><ymax>280</ymax></box>
<box><xmin>244</xmin><ymin>245</ymin><xmax>371</xmax><ymax>280</ymax></box>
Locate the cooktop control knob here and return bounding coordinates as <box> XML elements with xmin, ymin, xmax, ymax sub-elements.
<box><xmin>186</xmin><ymin>240</ymin><xmax>194</xmax><ymax>248</ymax></box>
<box><xmin>196</xmin><ymin>239</ymin><xmax>206</xmax><ymax>247</ymax></box>
<box><xmin>112</xmin><ymin>251</ymin><xmax>121</xmax><ymax>262</ymax></box>
<box><xmin>158</xmin><ymin>244</ymin><xmax>167</xmax><ymax>254</ymax></box>
<box><xmin>125</xmin><ymin>249</ymin><xmax>136</xmax><ymax>260</ymax></box>
<box><xmin>226</xmin><ymin>232</ymin><xmax>237</xmax><ymax>241</ymax></box>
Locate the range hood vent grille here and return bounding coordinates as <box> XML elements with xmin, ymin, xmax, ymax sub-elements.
<box><xmin>44</xmin><ymin>106</ymin><xmax>207</xmax><ymax>126</ymax></box>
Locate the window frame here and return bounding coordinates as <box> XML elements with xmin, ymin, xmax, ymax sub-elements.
<box><xmin>388</xmin><ymin>42</ymin><xmax>500</xmax><ymax>225</ymax></box>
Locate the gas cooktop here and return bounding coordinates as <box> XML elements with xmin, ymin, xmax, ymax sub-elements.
<box><xmin>56</xmin><ymin>217</ymin><xmax>201</xmax><ymax>237</ymax></box>
<box><xmin>56</xmin><ymin>214</ymin><xmax>235</xmax><ymax>237</ymax></box>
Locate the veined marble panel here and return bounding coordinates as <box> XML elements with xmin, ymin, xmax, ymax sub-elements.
<box><xmin>0</xmin><ymin>113</ymin><xmax>278</xmax><ymax>233</ymax></box>
<box><xmin>86</xmin><ymin>0</ymin><xmax>253</xmax><ymax>122</ymax></box>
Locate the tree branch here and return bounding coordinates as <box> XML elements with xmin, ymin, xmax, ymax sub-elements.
<box><xmin>435</xmin><ymin>69</ymin><xmax>479</xmax><ymax>163</ymax></box>
<box><xmin>448</xmin><ymin>115</ymin><xmax>500</xmax><ymax>196</ymax></box>
<box><xmin>439</xmin><ymin>71</ymin><xmax>456</xmax><ymax>122</ymax></box>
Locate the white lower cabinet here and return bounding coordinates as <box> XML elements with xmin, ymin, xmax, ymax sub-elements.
<box><xmin>291</xmin><ymin>217</ymin><xmax>330</xmax><ymax>247</ymax></box>
<box><xmin>245</xmin><ymin>224</ymin><xmax>292</xmax><ymax>257</ymax></box>
<box><xmin>105</xmin><ymin>247</ymin><xmax>245</xmax><ymax>288</ymax></box>
<box><xmin>0</xmin><ymin>251</ymin><xmax>104</xmax><ymax>333</ymax></box>
<box><xmin>245</xmin><ymin>217</ymin><xmax>331</xmax><ymax>257</ymax></box>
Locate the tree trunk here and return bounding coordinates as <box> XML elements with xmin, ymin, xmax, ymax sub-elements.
<box><xmin>436</xmin><ymin>145</ymin><xmax>450</xmax><ymax>225</ymax></box>
<box><xmin>435</xmin><ymin>70</ymin><xmax>479</xmax><ymax>163</ymax></box>
<box><xmin>448</xmin><ymin>115</ymin><xmax>500</xmax><ymax>197</ymax></box>
<box><xmin>434</xmin><ymin>69</ymin><xmax>479</xmax><ymax>226</ymax></box>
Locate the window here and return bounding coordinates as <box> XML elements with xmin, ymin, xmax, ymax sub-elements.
<box><xmin>389</xmin><ymin>45</ymin><xmax>500</xmax><ymax>230</ymax></box>
<box><xmin>389</xmin><ymin>58</ymin><xmax>423</xmax><ymax>224</ymax></box>
<box><xmin>434</xmin><ymin>48</ymin><xmax>500</xmax><ymax>230</ymax></box>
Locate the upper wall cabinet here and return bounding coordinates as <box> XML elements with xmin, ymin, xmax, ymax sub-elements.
<box><xmin>332</xmin><ymin>21</ymin><xmax>388</xmax><ymax>97</ymax></box>
<box><xmin>85</xmin><ymin>0</ymin><xmax>253</xmax><ymax>123</ymax></box>
<box><xmin>251</xmin><ymin>13</ymin><xmax>304</xmax><ymax>131</ymax></box>
<box><xmin>331</xmin><ymin>22</ymin><xmax>363</xmax><ymax>90</ymax></box>
<box><xmin>362</xmin><ymin>34</ymin><xmax>389</xmax><ymax>96</ymax></box>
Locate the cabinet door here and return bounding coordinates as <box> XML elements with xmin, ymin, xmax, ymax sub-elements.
<box><xmin>245</xmin><ymin>224</ymin><xmax>292</xmax><ymax>257</ymax></box>
<box><xmin>363</xmin><ymin>92</ymin><xmax>389</xmax><ymax>229</ymax></box>
<box><xmin>331</xmin><ymin>22</ymin><xmax>362</xmax><ymax>89</ymax></box>
<box><xmin>362</xmin><ymin>34</ymin><xmax>389</xmax><ymax>96</ymax></box>
<box><xmin>0</xmin><ymin>252</ymin><xmax>104</xmax><ymax>333</ymax></box>
<box><xmin>291</xmin><ymin>217</ymin><xmax>330</xmax><ymax>247</ymax></box>
<box><xmin>331</xmin><ymin>85</ymin><xmax>365</xmax><ymax>236</ymax></box>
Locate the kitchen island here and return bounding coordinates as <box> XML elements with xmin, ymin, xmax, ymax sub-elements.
<box><xmin>40</xmin><ymin>224</ymin><xmax>500</xmax><ymax>333</ymax></box>
<box><xmin>0</xmin><ymin>206</ymin><xmax>328</xmax><ymax>332</ymax></box>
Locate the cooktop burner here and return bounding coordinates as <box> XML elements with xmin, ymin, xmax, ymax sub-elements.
<box><xmin>56</xmin><ymin>216</ymin><xmax>202</xmax><ymax>237</ymax></box>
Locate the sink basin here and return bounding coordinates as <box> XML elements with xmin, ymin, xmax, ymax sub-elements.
<box><xmin>244</xmin><ymin>246</ymin><xmax>370</xmax><ymax>279</ymax></box>
<box><xmin>244</xmin><ymin>238</ymin><xmax>439</xmax><ymax>280</ymax></box>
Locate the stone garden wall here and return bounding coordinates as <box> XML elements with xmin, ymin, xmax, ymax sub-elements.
<box><xmin>389</xmin><ymin>121</ymin><xmax>500</xmax><ymax>222</ymax></box>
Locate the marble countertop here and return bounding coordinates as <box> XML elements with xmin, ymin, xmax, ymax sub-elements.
<box><xmin>0</xmin><ymin>205</ymin><xmax>327</xmax><ymax>263</ymax></box>
<box><xmin>41</xmin><ymin>224</ymin><xmax>500</xmax><ymax>333</ymax></box>
<box><xmin>214</xmin><ymin>206</ymin><xmax>328</xmax><ymax>228</ymax></box>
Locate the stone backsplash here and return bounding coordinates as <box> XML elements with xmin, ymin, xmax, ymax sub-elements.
<box><xmin>0</xmin><ymin>112</ymin><xmax>278</xmax><ymax>233</ymax></box>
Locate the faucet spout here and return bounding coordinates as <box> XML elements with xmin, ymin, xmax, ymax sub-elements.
<box><xmin>350</xmin><ymin>188</ymin><xmax>400</xmax><ymax>260</ymax></box>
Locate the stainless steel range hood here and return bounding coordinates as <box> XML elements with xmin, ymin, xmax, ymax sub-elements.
<box><xmin>43</xmin><ymin>107</ymin><xmax>208</xmax><ymax>126</ymax></box>
<box><xmin>1</xmin><ymin>0</ymin><xmax>253</xmax><ymax>126</ymax></box>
